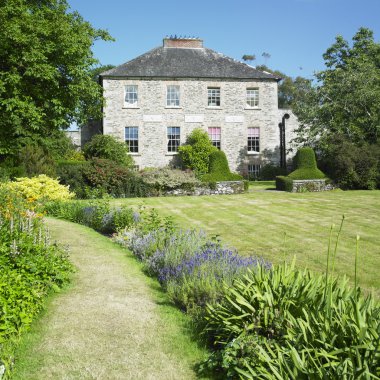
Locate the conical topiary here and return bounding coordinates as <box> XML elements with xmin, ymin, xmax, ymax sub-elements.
<box><xmin>288</xmin><ymin>147</ymin><xmax>325</xmax><ymax>179</ymax></box>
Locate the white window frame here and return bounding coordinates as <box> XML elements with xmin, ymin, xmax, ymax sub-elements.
<box><xmin>207</xmin><ymin>87</ymin><xmax>221</xmax><ymax>107</ymax></box>
<box><xmin>125</xmin><ymin>127</ymin><xmax>139</xmax><ymax>153</ymax></box>
<box><xmin>246</xmin><ymin>88</ymin><xmax>259</xmax><ymax>108</ymax></box>
<box><xmin>124</xmin><ymin>85</ymin><xmax>138</xmax><ymax>107</ymax></box>
<box><xmin>167</xmin><ymin>127</ymin><xmax>180</xmax><ymax>153</ymax></box>
<box><xmin>208</xmin><ymin>127</ymin><xmax>221</xmax><ymax>149</ymax></box>
<box><xmin>166</xmin><ymin>85</ymin><xmax>180</xmax><ymax>107</ymax></box>
<box><xmin>247</xmin><ymin>127</ymin><xmax>260</xmax><ymax>153</ymax></box>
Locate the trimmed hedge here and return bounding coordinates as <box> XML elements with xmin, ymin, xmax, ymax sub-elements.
<box><xmin>201</xmin><ymin>150</ymin><xmax>243</xmax><ymax>182</ymax></box>
<box><xmin>277</xmin><ymin>148</ymin><xmax>326</xmax><ymax>191</ymax></box>
<box><xmin>288</xmin><ymin>147</ymin><xmax>325</xmax><ymax>180</ymax></box>
<box><xmin>259</xmin><ymin>163</ymin><xmax>287</xmax><ymax>180</ymax></box>
<box><xmin>275</xmin><ymin>176</ymin><xmax>293</xmax><ymax>192</ymax></box>
<box><xmin>288</xmin><ymin>167</ymin><xmax>326</xmax><ymax>180</ymax></box>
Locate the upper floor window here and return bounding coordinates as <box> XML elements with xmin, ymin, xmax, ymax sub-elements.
<box><xmin>167</xmin><ymin>85</ymin><xmax>180</xmax><ymax>107</ymax></box>
<box><xmin>125</xmin><ymin>127</ymin><xmax>139</xmax><ymax>153</ymax></box>
<box><xmin>124</xmin><ymin>85</ymin><xmax>138</xmax><ymax>106</ymax></box>
<box><xmin>208</xmin><ymin>127</ymin><xmax>221</xmax><ymax>149</ymax></box>
<box><xmin>208</xmin><ymin>87</ymin><xmax>220</xmax><ymax>107</ymax></box>
<box><xmin>248</xmin><ymin>127</ymin><xmax>260</xmax><ymax>153</ymax></box>
<box><xmin>167</xmin><ymin>127</ymin><xmax>180</xmax><ymax>153</ymax></box>
<box><xmin>246</xmin><ymin>88</ymin><xmax>259</xmax><ymax>108</ymax></box>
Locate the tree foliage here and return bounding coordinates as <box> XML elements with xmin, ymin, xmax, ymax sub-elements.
<box><xmin>293</xmin><ymin>27</ymin><xmax>380</xmax><ymax>147</ymax></box>
<box><xmin>178</xmin><ymin>128</ymin><xmax>217</xmax><ymax>176</ymax></box>
<box><xmin>255</xmin><ymin>65</ymin><xmax>312</xmax><ymax>109</ymax></box>
<box><xmin>0</xmin><ymin>0</ymin><xmax>112</xmax><ymax>155</ymax></box>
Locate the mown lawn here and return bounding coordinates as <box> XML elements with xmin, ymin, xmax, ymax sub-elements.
<box><xmin>111</xmin><ymin>188</ymin><xmax>380</xmax><ymax>297</ymax></box>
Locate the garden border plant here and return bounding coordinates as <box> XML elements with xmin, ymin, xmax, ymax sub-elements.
<box><xmin>42</xmin><ymin>198</ymin><xmax>380</xmax><ymax>379</ymax></box>
<box><xmin>0</xmin><ymin>188</ymin><xmax>73</xmax><ymax>378</ymax></box>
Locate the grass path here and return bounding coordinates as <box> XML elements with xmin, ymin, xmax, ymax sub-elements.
<box><xmin>12</xmin><ymin>218</ymin><xmax>205</xmax><ymax>379</ymax></box>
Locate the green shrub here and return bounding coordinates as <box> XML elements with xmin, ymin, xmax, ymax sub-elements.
<box><xmin>276</xmin><ymin>175</ymin><xmax>293</xmax><ymax>192</ymax></box>
<box><xmin>44</xmin><ymin>199</ymin><xmax>136</xmax><ymax>234</ymax></box>
<box><xmin>294</xmin><ymin>146</ymin><xmax>318</xmax><ymax>169</ymax></box>
<box><xmin>0</xmin><ymin>189</ymin><xmax>73</xmax><ymax>373</ymax></box>
<box><xmin>178</xmin><ymin>129</ymin><xmax>217</xmax><ymax>176</ymax></box>
<box><xmin>288</xmin><ymin>147</ymin><xmax>325</xmax><ymax>180</ymax></box>
<box><xmin>139</xmin><ymin>167</ymin><xmax>200</xmax><ymax>193</ymax></box>
<box><xmin>2</xmin><ymin>175</ymin><xmax>75</xmax><ymax>202</ymax></box>
<box><xmin>83</xmin><ymin>134</ymin><xmax>134</xmax><ymax>167</ymax></box>
<box><xmin>202</xmin><ymin>260</ymin><xmax>380</xmax><ymax>379</ymax></box>
<box><xmin>83</xmin><ymin>158</ymin><xmax>149</xmax><ymax>198</ymax></box>
<box><xmin>319</xmin><ymin>135</ymin><xmax>380</xmax><ymax>189</ymax></box>
<box><xmin>259</xmin><ymin>163</ymin><xmax>287</xmax><ymax>180</ymax></box>
<box><xmin>288</xmin><ymin>167</ymin><xmax>326</xmax><ymax>180</ymax></box>
<box><xmin>57</xmin><ymin>160</ymin><xmax>90</xmax><ymax>198</ymax></box>
<box><xmin>17</xmin><ymin>144</ymin><xmax>57</xmax><ymax>177</ymax></box>
<box><xmin>201</xmin><ymin>150</ymin><xmax>243</xmax><ymax>182</ymax></box>
<box><xmin>202</xmin><ymin>172</ymin><xmax>243</xmax><ymax>182</ymax></box>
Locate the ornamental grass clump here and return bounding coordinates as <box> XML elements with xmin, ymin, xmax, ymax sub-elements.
<box><xmin>201</xmin><ymin>258</ymin><xmax>380</xmax><ymax>379</ymax></box>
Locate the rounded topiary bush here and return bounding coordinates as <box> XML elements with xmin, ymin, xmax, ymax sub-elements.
<box><xmin>209</xmin><ymin>150</ymin><xmax>230</xmax><ymax>174</ymax></box>
<box><xmin>202</xmin><ymin>150</ymin><xmax>243</xmax><ymax>181</ymax></box>
<box><xmin>288</xmin><ymin>147</ymin><xmax>325</xmax><ymax>180</ymax></box>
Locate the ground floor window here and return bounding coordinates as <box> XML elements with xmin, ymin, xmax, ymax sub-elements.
<box><xmin>248</xmin><ymin>127</ymin><xmax>260</xmax><ymax>153</ymax></box>
<box><xmin>167</xmin><ymin>127</ymin><xmax>180</xmax><ymax>152</ymax></box>
<box><xmin>208</xmin><ymin>127</ymin><xmax>221</xmax><ymax>149</ymax></box>
<box><xmin>125</xmin><ymin>127</ymin><xmax>139</xmax><ymax>153</ymax></box>
<box><xmin>248</xmin><ymin>164</ymin><xmax>261</xmax><ymax>180</ymax></box>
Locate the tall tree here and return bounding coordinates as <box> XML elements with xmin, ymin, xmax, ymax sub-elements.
<box><xmin>261</xmin><ymin>52</ymin><xmax>271</xmax><ymax>65</ymax></box>
<box><xmin>242</xmin><ymin>54</ymin><xmax>256</xmax><ymax>64</ymax></box>
<box><xmin>0</xmin><ymin>0</ymin><xmax>113</xmax><ymax>155</ymax></box>
<box><xmin>255</xmin><ymin>65</ymin><xmax>311</xmax><ymax>109</ymax></box>
<box><xmin>293</xmin><ymin>27</ymin><xmax>380</xmax><ymax>147</ymax></box>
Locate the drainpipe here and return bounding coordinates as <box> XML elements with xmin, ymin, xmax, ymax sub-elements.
<box><xmin>279</xmin><ymin>113</ymin><xmax>290</xmax><ymax>169</ymax></box>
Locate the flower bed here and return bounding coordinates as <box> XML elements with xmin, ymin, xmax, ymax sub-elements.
<box><xmin>0</xmin><ymin>189</ymin><xmax>73</xmax><ymax>377</ymax></box>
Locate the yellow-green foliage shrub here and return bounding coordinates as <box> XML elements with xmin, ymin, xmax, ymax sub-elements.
<box><xmin>2</xmin><ymin>174</ymin><xmax>75</xmax><ymax>201</ymax></box>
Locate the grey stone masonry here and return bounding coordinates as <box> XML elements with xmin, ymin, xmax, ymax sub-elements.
<box><xmin>291</xmin><ymin>179</ymin><xmax>335</xmax><ymax>192</ymax></box>
<box><xmin>101</xmin><ymin>37</ymin><xmax>299</xmax><ymax>174</ymax></box>
<box><xmin>102</xmin><ymin>77</ymin><xmax>298</xmax><ymax>173</ymax></box>
<box><xmin>164</xmin><ymin>181</ymin><xmax>245</xmax><ymax>196</ymax></box>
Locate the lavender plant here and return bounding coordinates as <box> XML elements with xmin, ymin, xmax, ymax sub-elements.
<box><xmin>163</xmin><ymin>245</ymin><xmax>270</xmax><ymax>310</ymax></box>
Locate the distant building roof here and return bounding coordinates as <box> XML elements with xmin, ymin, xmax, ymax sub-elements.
<box><xmin>100</xmin><ymin>38</ymin><xmax>280</xmax><ymax>81</ymax></box>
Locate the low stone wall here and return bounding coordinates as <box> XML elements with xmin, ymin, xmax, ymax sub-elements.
<box><xmin>164</xmin><ymin>181</ymin><xmax>245</xmax><ymax>196</ymax></box>
<box><xmin>291</xmin><ymin>179</ymin><xmax>334</xmax><ymax>192</ymax></box>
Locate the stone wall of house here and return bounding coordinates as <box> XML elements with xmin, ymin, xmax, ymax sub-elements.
<box><xmin>102</xmin><ymin>78</ymin><xmax>299</xmax><ymax>173</ymax></box>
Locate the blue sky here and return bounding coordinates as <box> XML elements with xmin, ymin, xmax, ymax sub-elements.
<box><xmin>68</xmin><ymin>0</ymin><xmax>379</xmax><ymax>79</ymax></box>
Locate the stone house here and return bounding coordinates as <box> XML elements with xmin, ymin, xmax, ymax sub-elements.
<box><xmin>99</xmin><ymin>37</ymin><xmax>298</xmax><ymax>177</ymax></box>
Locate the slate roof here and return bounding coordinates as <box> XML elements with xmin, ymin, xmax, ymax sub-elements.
<box><xmin>100</xmin><ymin>46</ymin><xmax>280</xmax><ymax>81</ymax></box>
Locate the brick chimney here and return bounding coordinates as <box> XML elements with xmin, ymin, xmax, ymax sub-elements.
<box><xmin>163</xmin><ymin>36</ymin><xmax>203</xmax><ymax>49</ymax></box>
